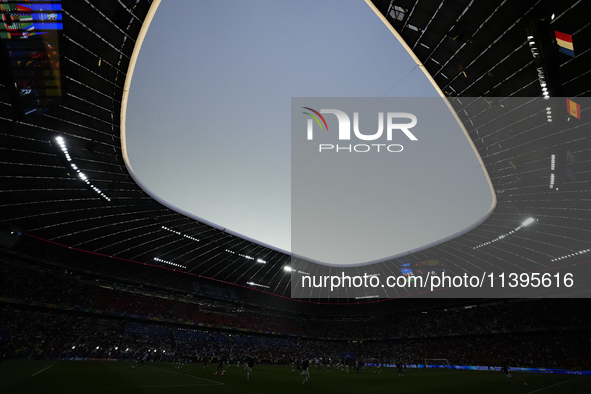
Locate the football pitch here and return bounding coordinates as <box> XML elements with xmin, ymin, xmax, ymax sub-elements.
<box><xmin>1</xmin><ymin>360</ymin><xmax>589</xmax><ymax>394</ymax></box>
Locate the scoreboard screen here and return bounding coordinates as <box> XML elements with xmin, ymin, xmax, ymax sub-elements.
<box><xmin>0</xmin><ymin>1</ymin><xmax>63</xmax><ymax>118</ymax></box>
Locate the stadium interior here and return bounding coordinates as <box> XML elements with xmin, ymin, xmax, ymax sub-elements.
<box><xmin>1</xmin><ymin>0</ymin><xmax>590</xmax><ymax>393</ymax></box>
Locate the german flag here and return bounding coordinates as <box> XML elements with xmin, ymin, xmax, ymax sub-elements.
<box><xmin>566</xmin><ymin>98</ymin><xmax>580</xmax><ymax>120</ymax></box>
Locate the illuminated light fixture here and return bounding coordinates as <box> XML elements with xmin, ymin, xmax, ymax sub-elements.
<box><xmin>473</xmin><ymin>217</ymin><xmax>537</xmax><ymax>249</ymax></box>
<box><xmin>256</xmin><ymin>258</ymin><xmax>266</xmax><ymax>264</ymax></box>
<box><xmin>161</xmin><ymin>226</ymin><xmax>199</xmax><ymax>241</ymax></box>
<box><xmin>551</xmin><ymin>13</ymin><xmax>555</xmax><ymax>20</ymax></box>
<box><xmin>153</xmin><ymin>257</ymin><xmax>186</xmax><ymax>269</ymax></box>
<box><xmin>355</xmin><ymin>295</ymin><xmax>379</xmax><ymax>299</ymax></box>
<box><xmin>284</xmin><ymin>266</ymin><xmax>292</xmax><ymax>272</ymax></box>
<box><xmin>534</xmin><ymin>65</ymin><xmax>550</xmax><ymax>99</ymax></box>
<box><xmin>246</xmin><ymin>281</ymin><xmax>270</xmax><ymax>289</ymax></box>
<box><xmin>551</xmin><ymin>248</ymin><xmax>590</xmax><ymax>262</ymax></box>
<box><xmin>56</xmin><ymin>137</ymin><xmax>111</xmax><ymax>202</ymax></box>
<box><xmin>546</xmin><ymin>104</ymin><xmax>553</xmax><ymax>123</ymax></box>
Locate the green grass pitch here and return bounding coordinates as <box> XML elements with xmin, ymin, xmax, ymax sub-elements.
<box><xmin>1</xmin><ymin>360</ymin><xmax>589</xmax><ymax>394</ymax></box>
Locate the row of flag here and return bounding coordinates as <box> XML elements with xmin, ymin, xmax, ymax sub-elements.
<box><xmin>555</xmin><ymin>31</ymin><xmax>580</xmax><ymax>120</ymax></box>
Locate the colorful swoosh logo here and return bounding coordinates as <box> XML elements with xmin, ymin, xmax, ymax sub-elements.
<box><xmin>302</xmin><ymin>107</ymin><xmax>328</xmax><ymax>131</ymax></box>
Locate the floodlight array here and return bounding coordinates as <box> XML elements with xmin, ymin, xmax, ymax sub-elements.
<box><xmin>55</xmin><ymin>137</ymin><xmax>111</xmax><ymax>201</ymax></box>
<box><xmin>161</xmin><ymin>226</ymin><xmax>199</xmax><ymax>241</ymax></box>
<box><xmin>246</xmin><ymin>281</ymin><xmax>270</xmax><ymax>288</ymax></box>
<box><xmin>224</xmin><ymin>249</ymin><xmax>265</xmax><ymax>263</ymax></box>
<box><xmin>551</xmin><ymin>248</ymin><xmax>591</xmax><ymax>262</ymax></box>
<box><xmin>549</xmin><ymin>155</ymin><xmax>556</xmax><ymax>188</ymax></box>
<box><xmin>282</xmin><ymin>266</ymin><xmax>309</xmax><ymax>275</ymax></box>
<box><xmin>153</xmin><ymin>257</ymin><xmax>186</xmax><ymax>269</ymax></box>
<box><xmin>473</xmin><ymin>218</ymin><xmax>537</xmax><ymax>249</ymax></box>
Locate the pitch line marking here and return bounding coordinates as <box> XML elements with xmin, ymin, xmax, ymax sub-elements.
<box><xmin>525</xmin><ymin>376</ymin><xmax>583</xmax><ymax>394</ymax></box>
<box><xmin>31</xmin><ymin>365</ymin><xmax>53</xmax><ymax>376</ymax></box>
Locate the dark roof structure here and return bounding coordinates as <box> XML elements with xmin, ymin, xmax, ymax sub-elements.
<box><xmin>1</xmin><ymin>0</ymin><xmax>590</xmax><ymax>302</ymax></box>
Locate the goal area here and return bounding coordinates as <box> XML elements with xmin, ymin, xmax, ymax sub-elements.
<box><xmin>423</xmin><ymin>359</ymin><xmax>451</xmax><ymax>368</ymax></box>
<box><xmin>364</xmin><ymin>358</ymin><xmax>381</xmax><ymax>367</ymax></box>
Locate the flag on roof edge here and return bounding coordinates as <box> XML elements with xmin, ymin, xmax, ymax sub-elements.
<box><xmin>555</xmin><ymin>31</ymin><xmax>574</xmax><ymax>57</ymax></box>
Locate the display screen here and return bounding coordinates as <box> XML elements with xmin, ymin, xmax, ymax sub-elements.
<box><xmin>1</xmin><ymin>1</ymin><xmax>63</xmax><ymax>39</ymax></box>
<box><xmin>413</xmin><ymin>259</ymin><xmax>447</xmax><ymax>276</ymax></box>
<box><xmin>396</xmin><ymin>258</ymin><xmax>447</xmax><ymax>278</ymax></box>
<box><xmin>0</xmin><ymin>1</ymin><xmax>63</xmax><ymax>118</ymax></box>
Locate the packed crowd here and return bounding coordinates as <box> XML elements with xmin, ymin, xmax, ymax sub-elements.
<box><xmin>1</xmin><ymin>306</ymin><xmax>589</xmax><ymax>370</ymax></box>
<box><xmin>2</xmin><ymin>241</ymin><xmax>591</xmax><ymax>371</ymax></box>
<box><xmin>7</xmin><ymin>236</ymin><xmax>468</xmax><ymax>313</ymax></box>
<box><xmin>1</xmin><ymin>257</ymin><xmax>590</xmax><ymax>340</ymax></box>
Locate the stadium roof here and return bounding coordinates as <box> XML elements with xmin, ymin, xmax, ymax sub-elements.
<box><xmin>0</xmin><ymin>0</ymin><xmax>590</xmax><ymax>301</ymax></box>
